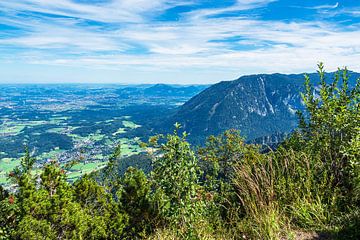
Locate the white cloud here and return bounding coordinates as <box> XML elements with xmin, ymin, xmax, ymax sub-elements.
<box><xmin>305</xmin><ymin>2</ymin><xmax>339</xmax><ymax>10</ymax></box>
<box><xmin>0</xmin><ymin>0</ymin><xmax>194</xmax><ymax>23</ymax></box>
<box><xmin>291</xmin><ymin>2</ymin><xmax>340</xmax><ymax>11</ymax></box>
<box><xmin>0</xmin><ymin>0</ymin><xmax>360</xmax><ymax>83</ymax></box>
<box><xmin>330</xmin><ymin>7</ymin><xmax>360</xmax><ymax>17</ymax></box>
<box><xmin>183</xmin><ymin>0</ymin><xmax>276</xmax><ymax>20</ymax></box>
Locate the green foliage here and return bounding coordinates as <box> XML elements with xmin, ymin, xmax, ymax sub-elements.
<box><xmin>230</xmin><ymin>64</ymin><xmax>360</xmax><ymax>239</ymax></box>
<box><xmin>1</xmin><ymin>150</ymin><xmax>129</xmax><ymax>239</ymax></box>
<box><xmin>1</xmin><ymin>64</ymin><xmax>359</xmax><ymax>239</ymax></box>
<box><xmin>198</xmin><ymin>130</ymin><xmax>249</xmax><ymax>228</ymax></box>
<box><xmin>272</xmin><ymin>148</ymin><xmax>335</xmax><ymax>229</ymax></box>
<box><xmin>282</xmin><ymin>64</ymin><xmax>360</xmax><ymax>232</ymax></box>
<box><xmin>102</xmin><ymin>143</ymin><xmax>122</xmax><ymax>190</ymax></box>
<box><xmin>335</xmin><ymin>208</ymin><xmax>360</xmax><ymax>239</ymax></box>
<box><xmin>149</xmin><ymin>124</ymin><xmax>205</xmax><ymax>238</ymax></box>
<box><xmin>295</xmin><ymin>63</ymin><xmax>360</xmax><ymax>199</ymax></box>
<box><xmin>0</xmin><ymin>188</ymin><xmax>19</xmax><ymax>239</ymax></box>
<box><xmin>232</xmin><ymin>146</ymin><xmax>291</xmax><ymax>239</ymax></box>
<box><xmin>13</xmin><ymin>162</ymin><xmax>108</xmax><ymax>239</ymax></box>
<box><xmin>120</xmin><ymin>167</ymin><xmax>154</xmax><ymax>238</ymax></box>
<box><xmin>73</xmin><ymin>175</ymin><xmax>129</xmax><ymax>239</ymax></box>
<box><xmin>199</xmin><ymin>129</ymin><xmax>246</xmax><ymax>182</ymax></box>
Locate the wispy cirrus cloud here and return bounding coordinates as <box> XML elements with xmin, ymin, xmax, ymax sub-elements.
<box><xmin>0</xmin><ymin>0</ymin><xmax>195</xmax><ymax>23</ymax></box>
<box><xmin>184</xmin><ymin>0</ymin><xmax>277</xmax><ymax>19</ymax></box>
<box><xmin>0</xmin><ymin>0</ymin><xmax>360</xmax><ymax>83</ymax></box>
<box><xmin>303</xmin><ymin>2</ymin><xmax>339</xmax><ymax>10</ymax></box>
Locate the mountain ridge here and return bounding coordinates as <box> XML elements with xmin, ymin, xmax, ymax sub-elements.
<box><xmin>163</xmin><ymin>71</ymin><xmax>360</xmax><ymax>144</ymax></box>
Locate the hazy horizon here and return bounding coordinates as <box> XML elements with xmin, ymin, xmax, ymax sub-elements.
<box><xmin>1</xmin><ymin>68</ymin><xmax>359</xmax><ymax>85</ymax></box>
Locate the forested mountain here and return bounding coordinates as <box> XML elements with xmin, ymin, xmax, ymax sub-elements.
<box><xmin>165</xmin><ymin>71</ymin><xmax>360</xmax><ymax>144</ymax></box>
<box><xmin>144</xmin><ymin>84</ymin><xmax>209</xmax><ymax>97</ymax></box>
<box><xmin>117</xmin><ymin>84</ymin><xmax>209</xmax><ymax>98</ymax></box>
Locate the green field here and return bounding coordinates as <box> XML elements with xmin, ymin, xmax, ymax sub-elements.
<box><xmin>0</xmin><ymin>84</ymin><xmax>193</xmax><ymax>190</ymax></box>
<box><xmin>0</xmin><ymin>158</ymin><xmax>20</xmax><ymax>184</ymax></box>
<box><xmin>0</xmin><ymin>158</ymin><xmax>20</xmax><ymax>173</ymax></box>
<box><xmin>46</xmin><ymin>127</ymin><xmax>67</xmax><ymax>134</ymax></box>
<box><xmin>0</xmin><ymin>134</ymin><xmax>144</xmax><ymax>186</ymax></box>
<box><xmin>67</xmin><ymin>161</ymin><xmax>108</xmax><ymax>181</ymax></box>
<box><xmin>0</xmin><ymin>125</ymin><xmax>25</xmax><ymax>135</ymax></box>
<box><xmin>112</xmin><ymin>128</ymin><xmax>126</xmax><ymax>136</ymax></box>
<box><xmin>38</xmin><ymin>149</ymin><xmax>66</xmax><ymax>160</ymax></box>
<box><xmin>0</xmin><ymin>120</ymin><xmax>53</xmax><ymax>136</ymax></box>
<box><xmin>122</xmin><ymin>120</ymin><xmax>141</xmax><ymax>129</ymax></box>
<box><xmin>0</xmin><ymin>111</ymin><xmax>145</xmax><ymax>187</ymax></box>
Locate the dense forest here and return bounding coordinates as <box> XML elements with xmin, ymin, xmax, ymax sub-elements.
<box><xmin>0</xmin><ymin>64</ymin><xmax>359</xmax><ymax>239</ymax></box>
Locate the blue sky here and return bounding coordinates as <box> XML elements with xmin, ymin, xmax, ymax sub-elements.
<box><xmin>0</xmin><ymin>0</ymin><xmax>360</xmax><ymax>84</ymax></box>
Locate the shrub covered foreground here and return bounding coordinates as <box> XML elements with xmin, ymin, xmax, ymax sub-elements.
<box><xmin>1</xmin><ymin>64</ymin><xmax>359</xmax><ymax>239</ymax></box>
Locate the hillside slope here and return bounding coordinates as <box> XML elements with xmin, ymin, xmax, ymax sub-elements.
<box><xmin>165</xmin><ymin>72</ymin><xmax>360</xmax><ymax>143</ymax></box>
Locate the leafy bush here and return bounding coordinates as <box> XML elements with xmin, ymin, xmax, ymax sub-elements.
<box><xmin>148</xmin><ymin>124</ymin><xmax>205</xmax><ymax>238</ymax></box>
<box><xmin>230</xmin><ymin>64</ymin><xmax>359</xmax><ymax>238</ymax></box>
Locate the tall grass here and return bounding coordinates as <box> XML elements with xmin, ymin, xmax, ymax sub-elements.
<box><xmin>146</xmin><ymin>221</ymin><xmax>237</xmax><ymax>240</ymax></box>
<box><xmin>232</xmin><ymin>146</ymin><xmax>343</xmax><ymax>239</ymax></box>
<box><xmin>273</xmin><ymin>148</ymin><xmax>337</xmax><ymax>230</ymax></box>
<box><xmin>233</xmin><ymin>148</ymin><xmax>291</xmax><ymax>239</ymax></box>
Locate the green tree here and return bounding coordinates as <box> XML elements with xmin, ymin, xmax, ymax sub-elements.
<box><xmin>149</xmin><ymin>124</ymin><xmax>203</xmax><ymax>238</ymax></box>
<box><xmin>0</xmin><ymin>186</ymin><xmax>18</xmax><ymax>239</ymax></box>
<box><xmin>4</xmin><ymin>152</ymin><xmax>129</xmax><ymax>239</ymax></box>
<box><xmin>198</xmin><ymin>130</ymin><xmax>251</xmax><ymax>223</ymax></box>
<box><xmin>13</xmin><ymin>162</ymin><xmax>88</xmax><ymax>239</ymax></box>
<box><xmin>119</xmin><ymin>167</ymin><xmax>153</xmax><ymax>238</ymax></box>
<box><xmin>292</xmin><ymin>63</ymin><xmax>360</xmax><ymax>202</ymax></box>
<box><xmin>74</xmin><ymin>175</ymin><xmax>128</xmax><ymax>239</ymax></box>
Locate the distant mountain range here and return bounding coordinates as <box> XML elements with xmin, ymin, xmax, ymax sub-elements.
<box><xmin>163</xmin><ymin>71</ymin><xmax>360</xmax><ymax>144</ymax></box>
<box><xmin>117</xmin><ymin>84</ymin><xmax>209</xmax><ymax>98</ymax></box>
<box><xmin>144</xmin><ymin>84</ymin><xmax>209</xmax><ymax>97</ymax></box>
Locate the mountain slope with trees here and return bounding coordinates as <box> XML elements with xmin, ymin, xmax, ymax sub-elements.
<box><xmin>165</xmin><ymin>71</ymin><xmax>360</xmax><ymax>144</ymax></box>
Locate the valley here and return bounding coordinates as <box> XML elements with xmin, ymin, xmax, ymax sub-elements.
<box><xmin>1</xmin><ymin>71</ymin><xmax>359</xmax><ymax>188</ymax></box>
<box><xmin>0</xmin><ymin>84</ymin><xmax>207</xmax><ymax>187</ymax></box>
